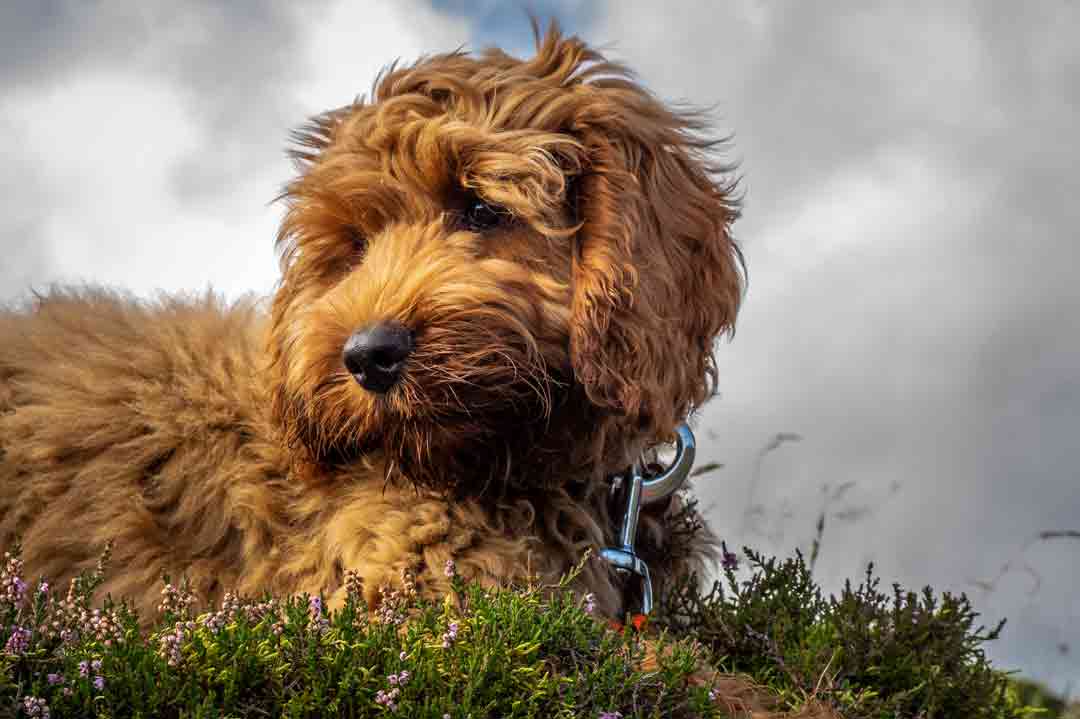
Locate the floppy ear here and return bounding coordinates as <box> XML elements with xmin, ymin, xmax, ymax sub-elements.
<box><xmin>569</xmin><ymin>104</ymin><xmax>744</xmax><ymax>448</ymax></box>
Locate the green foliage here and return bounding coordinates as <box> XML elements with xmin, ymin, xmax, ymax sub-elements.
<box><xmin>655</xmin><ymin>547</ymin><xmax>1043</xmax><ymax>719</ymax></box>
<box><xmin>1006</xmin><ymin>677</ymin><xmax>1076</xmax><ymax>718</ymax></box>
<box><xmin>0</xmin><ymin>539</ymin><xmax>1054</xmax><ymax>718</ymax></box>
<box><xmin>0</xmin><ymin>547</ymin><xmax>720</xmax><ymax>719</ymax></box>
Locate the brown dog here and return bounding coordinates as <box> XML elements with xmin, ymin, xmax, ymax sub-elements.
<box><xmin>0</xmin><ymin>23</ymin><xmax>743</xmax><ymax>626</ymax></box>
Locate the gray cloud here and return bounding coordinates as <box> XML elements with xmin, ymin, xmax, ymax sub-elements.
<box><xmin>594</xmin><ymin>0</ymin><xmax>1080</xmax><ymax>690</ymax></box>
<box><xmin>0</xmin><ymin>1</ymin><xmax>319</xmax><ymax>300</ymax></box>
<box><xmin>1</xmin><ymin>2</ymin><xmax>312</xmax><ymax>197</ymax></box>
<box><xmin>0</xmin><ymin>0</ymin><xmax>470</xmax><ymax>301</ymax></box>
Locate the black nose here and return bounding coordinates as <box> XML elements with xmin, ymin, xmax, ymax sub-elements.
<box><xmin>342</xmin><ymin>322</ymin><xmax>414</xmax><ymax>393</ymax></box>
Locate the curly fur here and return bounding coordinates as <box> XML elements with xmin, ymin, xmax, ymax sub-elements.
<box><xmin>0</xmin><ymin>23</ymin><xmax>744</xmax><ymax>626</ymax></box>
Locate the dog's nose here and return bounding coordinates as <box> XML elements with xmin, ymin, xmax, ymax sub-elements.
<box><xmin>342</xmin><ymin>322</ymin><xmax>414</xmax><ymax>393</ymax></box>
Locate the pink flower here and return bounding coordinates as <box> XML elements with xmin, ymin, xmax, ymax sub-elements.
<box><xmin>158</xmin><ymin>624</ymin><xmax>190</xmax><ymax>667</ymax></box>
<box><xmin>441</xmin><ymin>621</ymin><xmax>460</xmax><ymax>648</ymax></box>
<box><xmin>4</xmin><ymin>626</ymin><xmax>31</xmax><ymax>655</ymax></box>
<box><xmin>1</xmin><ymin>553</ymin><xmax>28</xmax><ymax>606</ymax></box>
<box><xmin>21</xmin><ymin>696</ymin><xmax>50</xmax><ymax>718</ymax></box>
<box><xmin>158</xmin><ymin>581</ymin><xmax>197</xmax><ymax>621</ymax></box>
<box><xmin>308</xmin><ymin>595</ymin><xmax>329</xmax><ymax>633</ymax></box>
<box><xmin>375</xmin><ymin>687</ymin><xmax>400</xmax><ymax>711</ymax></box>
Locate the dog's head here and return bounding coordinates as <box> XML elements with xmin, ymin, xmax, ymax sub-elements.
<box><xmin>269</xmin><ymin>23</ymin><xmax>744</xmax><ymax>495</ymax></box>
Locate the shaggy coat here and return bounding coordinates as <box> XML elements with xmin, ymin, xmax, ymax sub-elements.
<box><xmin>0</xmin><ymin>25</ymin><xmax>744</xmax><ymax>624</ymax></box>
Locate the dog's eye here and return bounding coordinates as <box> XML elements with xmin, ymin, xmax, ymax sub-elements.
<box><xmin>462</xmin><ymin>198</ymin><xmax>508</xmax><ymax>232</ymax></box>
<box><xmin>346</xmin><ymin>226</ymin><xmax>367</xmax><ymax>254</ymax></box>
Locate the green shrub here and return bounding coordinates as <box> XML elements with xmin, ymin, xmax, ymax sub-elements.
<box><xmin>1006</xmin><ymin>678</ymin><xmax>1073</xmax><ymax>718</ymax></box>
<box><xmin>655</xmin><ymin>546</ymin><xmax>1043</xmax><ymax>718</ymax></box>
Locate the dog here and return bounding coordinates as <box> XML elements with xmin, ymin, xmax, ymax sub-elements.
<box><xmin>0</xmin><ymin>22</ymin><xmax>744</xmax><ymax>627</ymax></box>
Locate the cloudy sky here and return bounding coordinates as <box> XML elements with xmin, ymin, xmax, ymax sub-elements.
<box><xmin>3</xmin><ymin>0</ymin><xmax>1077</xmax><ymax>692</ymax></box>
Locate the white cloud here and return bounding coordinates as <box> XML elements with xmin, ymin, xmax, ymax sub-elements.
<box><xmin>2</xmin><ymin>71</ymin><xmax>276</xmax><ymax>299</ymax></box>
<box><xmin>1</xmin><ymin>0</ymin><xmax>471</xmax><ymax>304</ymax></box>
<box><xmin>291</xmin><ymin>0</ymin><xmax>470</xmax><ymax>114</ymax></box>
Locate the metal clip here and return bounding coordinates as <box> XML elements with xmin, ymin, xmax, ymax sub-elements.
<box><xmin>600</xmin><ymin>422</ymin><xmax>696</xmax><ymax>616</ymax></box>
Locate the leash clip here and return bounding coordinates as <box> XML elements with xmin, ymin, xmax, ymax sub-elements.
<box><xmin>601</xmin><ymin>422</ymin><xmax>696</xmax><ymax>616</ymax></box>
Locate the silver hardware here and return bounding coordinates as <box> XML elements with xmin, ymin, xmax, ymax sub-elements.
<box><xmin>600</xmin><ymin>422</ymin><xmax>696</xmax><ymax>616</ymax></box>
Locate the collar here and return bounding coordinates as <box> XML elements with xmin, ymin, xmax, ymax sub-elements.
<box><xmin>600</xmin><ymin>422</ymin><xmax>696</xmax><ymax>618</ymax></box>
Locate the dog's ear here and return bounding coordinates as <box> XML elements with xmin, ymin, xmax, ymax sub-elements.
<box><xmin>569</xmin><ymin>108</ymin><xmax>744</xmax><ymax>445</ymax></box>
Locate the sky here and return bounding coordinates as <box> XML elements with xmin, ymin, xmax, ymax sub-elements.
<box><xmin>2</xmin><ymin>0</ymin><xmax>1077</xmax><ymax>693</ymax></box>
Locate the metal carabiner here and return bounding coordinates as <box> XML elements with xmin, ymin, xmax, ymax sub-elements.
<box><xmin>600</xmin><ymin>422</ymin><xmax>696</xmax><ymax>616</ymax></box>
<box><xmin>641</xmin><ymin>422</ymin><xmax>696</xmax><ymax>504</ymax></box>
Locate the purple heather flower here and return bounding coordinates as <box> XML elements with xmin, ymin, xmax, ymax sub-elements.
<box><xmin>720</xmin><ymin>540</ymin><xmax>739</xmax><ymax>572</ymax></box>
<box><xmin>441</xmin><ymin>621</ymin><xmax>460</xmax><ymax>648</ymax></box>
<box><xmin>21</xmin><ymin>696</ymin><xmax>50</xmax><ymax>718</ymax></box>
<box><xmin>443</xmin><ymin>559</ymin><xmax>456</xmax><ymax>579</ymax></box>
<box><xmin>46</xmin><ymin>673</ymin><xmax>63</xmax><ymax>685</ymax></box>
<box><xmin>1</xmin><ymin>552</ymin><xmax>28</xmax><ymax>606</ymax></box>
<box><xmin>583</xmin><ymin>593</ymin><xmax>596</xmax><ymax>614</ymax></box>
<box><xmin>93</xmin><ymin>675</ymin><xmax>105</xmax><ymax>691</ymax></box>
<box><xmin>399</xmin><ymin>650</ymin><xmax>407</xmax><ymax>661</ymax></box>
<box><xmin>599</xmin><ymin>712</ymin><xmax>623</xmax><ymax>719</ymax></box>
<box><xmin>4</xmin><ymin>626</ymin><xmax>31</xmax><ymax>655</ymax></box>
<box><xmin>39</xmin><ymin>582</ymin><xmax>49</xmax><ymax>595</ymax></box>
<box><xmin>308</xmin><ymin>595</ymin><xmax>330</xmax><ymax>633</ymax></box>
<box><xmin>157</xmin><ymin>581</ymin><xmax>197</xmax><ymax>619</ymax></box>
<box><xmin>387</xmin><ymin>670</ymin><xmax>411</xmax><ymax>687</ymax></box>
<box><xmin>375</xmin><ymin>687</ymin><xmax>400</xmax><ymax>711</ymax></box>
<box><xmin>91</xmin><ymin>659</ymin><xmax>102</xmax><ymax>673</ymax></box>
<box><xmin>708</xmin><ymin>687</ymin><xmax>719</xmax><ymax>702</ymax></box>
<box><xmin>159</xmin><ymin>625</ymin><xmax>189</xmax><ymax>667</ymax></box>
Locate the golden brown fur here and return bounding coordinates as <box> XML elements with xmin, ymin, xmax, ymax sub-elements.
<box><xmin>0</xmin><ymin>24</ymin><xmax>744</xmax><ymax>629</ymax></box>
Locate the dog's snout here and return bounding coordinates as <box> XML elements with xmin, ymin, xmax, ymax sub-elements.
<box><xmin>343</xmin><ymin>322</ymin><xmax>414</xmax><ymax>393</ymax></box>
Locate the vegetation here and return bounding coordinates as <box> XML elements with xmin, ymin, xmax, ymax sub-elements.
<box><xmin>655</xmin><ymin>546</ymin><xmax>1046</xmax><ymax>717</ymax></box>
<box><xmin>0</xmin><ymin>530</ymin><xmax>1058</xmax><ymax>717</ymax></box>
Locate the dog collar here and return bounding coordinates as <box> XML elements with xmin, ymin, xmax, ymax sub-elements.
<box><xmin>600</xmin><ymin>422</ymin><xmax>696</xmax><ymax>618</ymax></box>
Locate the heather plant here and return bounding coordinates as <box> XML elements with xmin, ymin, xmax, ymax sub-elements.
<box><xmin>655</xmin><ymin>545</ymin><xmax>1043</xmax><ymax>718</ymax></box>
<box><xmin>0</xmin><ymin>537</ymin><xmax>1051</xmax><ymax>718</ymax></box>
<box><xmin>0</xmin><ymin>545</ymin><xmax>723</xmax><ymax>719</ymax></box>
